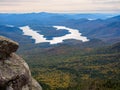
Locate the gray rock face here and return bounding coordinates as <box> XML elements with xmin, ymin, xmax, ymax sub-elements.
<box><xmin>0</xmin><ymin>36</ymin><xmax>42</xmax><ymax>90</ymax></box>
<box><xmin>0</xmin><ymin>36</ymin><xmax>19</xmax><ymax>60</ymax></box>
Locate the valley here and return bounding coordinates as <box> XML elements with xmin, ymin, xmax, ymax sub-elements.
<box><xmin>0</xmin><ymin>13</ymin><xmax>120</xmax><ymax>90</ymax></box>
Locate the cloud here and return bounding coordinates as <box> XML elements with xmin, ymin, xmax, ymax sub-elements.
<box><xmin>0</xmin><ymin>0</ymin><xmax>39</xmax><ymax>2</ymax></box>
<box><xmin>0</xmin><ymin>0</ymin><xmax>120</xmax><ymax>13</ymax></box>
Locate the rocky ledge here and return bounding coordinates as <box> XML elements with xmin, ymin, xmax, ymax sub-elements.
<box><xmin>0</xmin><ymin>36</ymin><xmax>42</xmax><ymax>90</ymax></box>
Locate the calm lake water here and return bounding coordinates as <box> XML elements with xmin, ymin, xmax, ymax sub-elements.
<box><xmin>20</xmin><ymin>26</ymin><xmax>89</xmax><ymax>44</ymax></box>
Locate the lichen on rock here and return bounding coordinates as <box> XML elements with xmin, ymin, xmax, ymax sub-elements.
<box><xmin>0</xmin><ymin>36</ymin><xmax>42</xmax><ymax>90</ymax></box>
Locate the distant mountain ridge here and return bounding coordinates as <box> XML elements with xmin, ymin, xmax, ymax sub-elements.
<box><xmin>0</xmin><ymin>13</ymin><xmax>120</xmax><ymax>46</ymax></box>
<box><xmin>61</xmin><ymin>15</ymin><xmax>120</xmax><ymax>43</ymax></box>
<box><xmin>0</xmin><ymin>12</ymin><xmax>118</xmax><ymax>26</ymax></box>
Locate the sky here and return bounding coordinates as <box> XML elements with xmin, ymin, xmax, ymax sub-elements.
<box><xmin>0</xmin><ymin>0</ymin><xmax>120</xmax><ymax>13</ymax></box>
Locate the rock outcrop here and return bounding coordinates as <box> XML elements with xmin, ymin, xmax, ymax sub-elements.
<box><xmin>0</xmin><ymin>36</ymin><xmax>42</xmax><ymax>90</ymax></box>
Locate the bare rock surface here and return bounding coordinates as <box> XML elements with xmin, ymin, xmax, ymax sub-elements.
<box><xmin>0</xmin><ymin>36</ymin><xmax>19</xmax><ymax>60</ymax></box>
<box><xmin>0</xmin><ymin>36</ymin><xmax>42</xmax><ymax>90</ymax></box>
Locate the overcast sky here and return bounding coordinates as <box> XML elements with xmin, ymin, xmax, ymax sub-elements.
<box><xmin>0</xmin><ymin>0</ymin><xmax>120</xmax><ymax>13</ymax></box>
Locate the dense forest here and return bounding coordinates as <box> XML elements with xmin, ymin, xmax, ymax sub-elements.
<box><xmin>18</xmin><ymin>42</ymin><xmax>120</xmax><ymax>90</ymax></box>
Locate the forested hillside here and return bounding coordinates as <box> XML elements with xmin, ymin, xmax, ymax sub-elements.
<box><xmin>18</xmin><ymin>42</ymin><xmax>120</xmax><ymax>90</ymax></box>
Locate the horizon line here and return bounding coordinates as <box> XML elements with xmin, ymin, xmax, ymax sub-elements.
<box><xmin>0</xmin><ymin>11</ymin><xmax>120</xmax><ymax>14</ymax></box>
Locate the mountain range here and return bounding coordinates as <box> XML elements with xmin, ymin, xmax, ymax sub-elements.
<box><xmin>0</xmin><ymin>12</ymin><xmax>120</xmax><ymax>90</ymax></box>
<box><xmin>0</xmin><ymin>12</ymin><xmax>120</xmax><ymax>46</ymax></box>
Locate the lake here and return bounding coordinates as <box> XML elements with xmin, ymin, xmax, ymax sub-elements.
<box><xmin>20</xmin><ymin>26</ymin><xmax>89</xmax><ymax>44</ymax></box>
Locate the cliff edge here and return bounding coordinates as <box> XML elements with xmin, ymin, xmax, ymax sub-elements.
<box><xmin>0</xmin><ymin>36</ymin><xmax>42</xmax><ymax>90</ymax></box>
